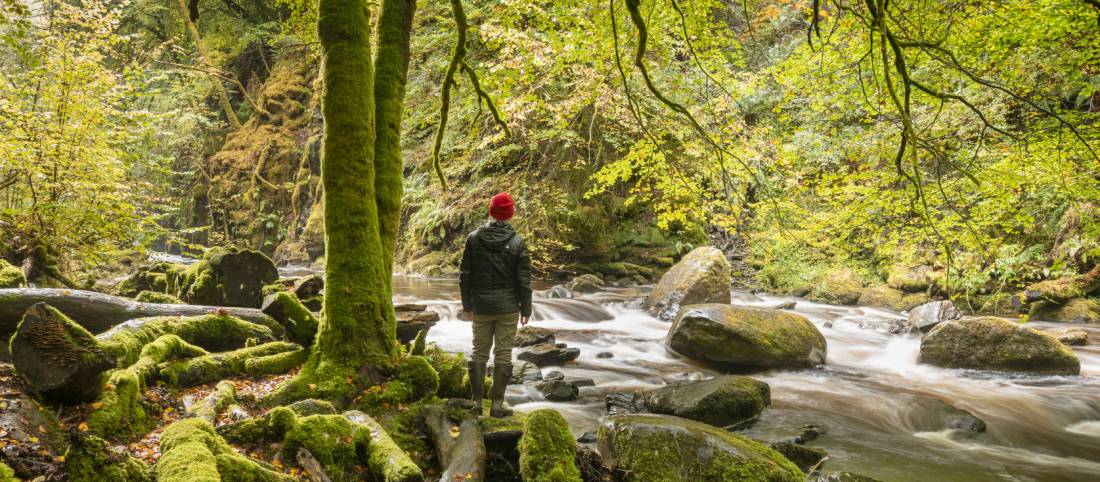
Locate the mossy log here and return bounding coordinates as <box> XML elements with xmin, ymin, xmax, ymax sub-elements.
<box><xmin>188</xmin><ymin>380</ymin><xmax>238</xmax><ymax>423</ymax></box>
<box><xmin>158</xmin><ymin>418</ymin><xmax>295</xmax><ymax>482</ymax></box>
<box><xmin>10</xmin><ymin>303</ymin><xmax>275</xmax><ymax>403</ymax></box>
<box><xmin>0</xmin><ymin>288</ymin><xmax>280</xmax><ymax>335</ymax></box>
<box><xmin>423</xmin><ymin>402</ymin><xmax>486</xmax><ymax>482</ymax></box>
<box><xmin>159</xmin><ymin>341</ymin><xmax>306</xmax><ymax>386</ymax></box>
<box><xmin>344</xmin><ymin>410</ymin><xmax>424</xmax><ymax>482</ymax></box>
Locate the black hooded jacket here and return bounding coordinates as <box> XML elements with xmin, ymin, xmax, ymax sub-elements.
<box><xmin>459</xmin><ymin>220</ymin><xmax>533</xmax><ymax>317</ymax></box>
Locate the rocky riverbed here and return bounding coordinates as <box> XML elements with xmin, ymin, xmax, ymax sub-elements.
<box><xmin>399</xmin><ymin>276</ymin><xmax>1100</xmax><ymax>481</ymax></box>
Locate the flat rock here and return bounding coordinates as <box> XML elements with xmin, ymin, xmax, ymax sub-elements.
<box><xmin>535</xmin><ymin>380</ymin><xmax>579</xmax><ymax>401</ymax></box>
<box><xmin>516</xmin><ymin>343</ymin><xmax>580</xmax><ymax>367</ymax></box>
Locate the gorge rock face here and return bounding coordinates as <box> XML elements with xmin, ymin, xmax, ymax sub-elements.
<box><xmin>644</xmin><ymin>247</ymin><xmax>731</xmax><ymax>321</ymax></box>
<box><xmin>597</xmin><ymin>414</ymin><xmax>802</xmax><ymax>481</ymax></box>
<box><xmin>666</xmin><ymin>304</ymin><xmax>827</xmax><ymax>369</ymax></box>
<box><xmin>907</xmin><ymin>300</ymin><xmax>962</xmax><ymax>333</ymax></box>
<box><xmin>918</xmin><ymin>317</ymin><xmax>1080</xmax><ymax>375</ymax></box>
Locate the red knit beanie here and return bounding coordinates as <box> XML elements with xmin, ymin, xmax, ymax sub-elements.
<box><xmin>489</xmin><ymin>192</ymin><xmax>515</xmax><ymax>221</ymax></box>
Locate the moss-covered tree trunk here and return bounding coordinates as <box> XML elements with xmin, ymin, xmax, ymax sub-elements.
<box><xmin>270</xmin><ymin>0</ymin><xmax>415</xmax><ymax>404</ymax></box>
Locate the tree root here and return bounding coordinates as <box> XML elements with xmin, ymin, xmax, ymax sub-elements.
<box><xmin>344</xmin><ymin>410</ymin><xmax>424</xmax><ymax>482</ymax></box>
<box><xmin>64</xmin><ymin>429</ymin><xmax>153</xmax><ymax>482</ymax></box>
<box><xmin>158</xmin><ymin>418</ymin><xmax>295</xmax><ymax>482</ymax></box>
<box><xmin>423</xmin><ymin>400</ymin><xmax>486</xmax><ymax>481</ymax></box>
<box><xmin>160</xmin><ymin>341</ymin><xmax>306</xmax><ymax>387</ymax></box>
<box><xmin>188</xmin><ymin>380</ymin><xmax>238</xmax><ymax>423</ymax></box>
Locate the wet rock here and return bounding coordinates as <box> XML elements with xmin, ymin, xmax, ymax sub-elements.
<box><xmin>793</xmin><ymin>424</ymin><xmax>828</xmax><ymax>444</ymax></box>
<box><xmin>666</xmin><ymin>304</ymin><xmax>827</xmax><ymax>369</ymax></box>
<box><xmin>516</xmin><ymin>343</ymin><xmax>580</xmax><ymax>367</ymax></box>
<box><xmin>291</xmin><ymin>273</ymin><xmax>323</xmax><ymax>299</ymax></box>
<box><xmin>394</xmin><ymin>305</ymin><xmax>439</xmax><ymax>344</ymax></box>
<box><xmin>567</xmin><ymin>274</ymin><xmax>605</xmax><ymax>293</ymax></box>
<box><xmin>887</xmin><ymin>265</ymin><xmax>930</xmax><ymax>293</ymax></box>
<box><xmin>768</xmin><ymin>300</ymin><xmax>798</xmax><ymax>310</ymax></box>
<box><xmin>907</xmin><ymin>300</ymin><xmax>962</xmax><ymax>333</ymax></box>
<box><xmin>544</xmin><ymin>370</ymin><xmax>565</xmax><ymax>381</ymax></box>
<box><xmin>605</xmin><ymin>391</ymin><xmax>649</xmax><ymax>416</ymax></box>
<box><xmin>813</xmin><ymin>472</ymin><xmax>883</xmax><ymax>482</ymax></box>
<box><xmin>565</xmin><ymin>377</ymin><xmax>595</xmax><ymax>387</ymax></box>
<box><xmin>946</xmin><ymin>412</ymin><xmax>987</xmax><ymax>433</ymax></box>
<box><xmin>546</xmin><ymin>285</ymin><xmax>573</xmax><ymax>299</ymax></box>
<box><xmin>644</xmin><ymin>247</ymin><xmax>731</xmax><ymax>321</ymax></box>
<box><xmin>515</xmin><ymin>326</ymin><xmax>555</xmax><ymax>348</ymax></box>
<box><xmin>769</xmin><ymin>441</ymin><xmax>827</xmax><ymax>473</ymax></box>
<box><xmin>1028</xmin><ymin>298</ymin><xmax>1100</xmax><ymax>323</ymax></box>
<box><xmin>597</xmin><ymin>414</ymin><xmax>802</xmax><ymax>481</ymax></box>
<box><xmin>536</xmin><ymin>380</ymin><xmax>579</xmax><ymax>401</ymax></box>
<box><xmin>662</xmin><ymin>371</ymin><xmax>706</xmax><ymax>385</ymax></box>
<box><xmin>1046</xmin><ymin>328</ymin><xmax>1089</xmax><ymax>346</ymax></box>
<box><xmin>645</xmin><ymin>375</ymin><xmax>770</xmax><ymax>428</ymax></box>
<box><xmin>511</xmin><ymin>360</ymin><xmax>543</xmax><ymax>383</ymax></box>
<box><xmin>596</xmin><ymin>351</ymin><xmax>613</xmax><ymax>358</ymax></box>
<box><xmin>808</xmin><ymin>268</ymin><xmax>863</xmax><ymax>306</ymax></box>
<box><xmin>919</xmin><ymin>317</ymin><xmax>1080</xmax><ymax>375</ymax></box>
<box><xmin>576</xmin><ymin>431</ymin><xmax>597</xmax><ymax>443</ymax></box>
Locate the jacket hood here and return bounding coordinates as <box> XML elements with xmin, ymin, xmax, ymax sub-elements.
<box><xmin>478</xmin><ymin>221</ymin><xmax>516</xmax><ymax>251</ymax></box>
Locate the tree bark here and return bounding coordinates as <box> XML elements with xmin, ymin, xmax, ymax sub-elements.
<box><xmin>423</xmin><ymin>402</ymin><xmax>486</xmax><ymax>481</ymax></box>
<box><xmin>0</xmin><ymin>288</ymin><xmax>279</xmax><ymax>335</ymax></box>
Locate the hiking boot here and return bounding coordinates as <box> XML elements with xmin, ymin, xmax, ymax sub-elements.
<box><xmin>489</xmin><ymin>362</ymin><xmax>513</xmax><ymax>418</ymax></box>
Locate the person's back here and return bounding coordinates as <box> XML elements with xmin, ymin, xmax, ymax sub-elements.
<box><xmin>460</xmin><ymin>192</ymin><xmax>532</xmax><ymax>417</ymax></box>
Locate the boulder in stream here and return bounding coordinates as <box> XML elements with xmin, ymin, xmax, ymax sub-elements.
<box><xmin>1027</xmin><ymin>298</ymin><xmax>1100</xmax><ymax>324</ymax></box>
<box><xmin>1045</xmin><ymin>327</ymin><xmax>1089</xmax><ymax>346</ymax></box>
<box><xmin>644</xmin><ymin>247</ymin><xmax>731</xmax><ymax>321</ymax></box>
<box><xmin>516</xmin><ymin>343</ymin><xmax>580</xmax><ymax>367</ymax></box>
<box><xmin>567</xmin><ymin>274</ymin><xmax>605</xmax><ymax>293</ymax></box>
<box><xmin>919</xmin><ymin>316</ymin><xmax>1080</xmax><ymax>375</ymax></box>
<box><xmin>666</xmin><ymin>304</ymin><xmax>827</xmax><ymax>369</ymax></box>
<box><xmin>808</xmin><ymin>268</ymin><xmax>863</xmax><ymax>306</ymax></box>
<box><xmin>645</xmin><ymin>375</ymin><xmax>770</xmax><ymax>428</ymax></box>
<box><xmin>511</xmin><ymin>360</ymin><xmax>543</xmax><ymax>383</ymax></box>
<box><xmin>907</xmin><ymin>300</ymin><xmax>961</xmax><ymax>333</ymax></box>
<box><xmin>515</xmin><ymin>326</ymin><xmax>555</xmax><ymax>348</ymax></box>
<box><xmin>535</xmin><ymin>379</ymin><xmax>580</xmax><ymax>401</ymax></box>
<box><xmin>597</xmin><ymin>414</ymin><xmax>803</xmax><ymax>481</ymax></box>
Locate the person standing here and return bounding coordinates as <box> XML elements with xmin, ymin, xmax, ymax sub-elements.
<box><xmin>460</xmin><ymin>192</ymin><xmax>532</xmax><ymax>417</ymax></box>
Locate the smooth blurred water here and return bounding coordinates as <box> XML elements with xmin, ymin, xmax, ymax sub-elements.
<box><xmin>400</xmin><ymin>278</ymin><xmax>1100</xmax><ymax>482</ymax></box>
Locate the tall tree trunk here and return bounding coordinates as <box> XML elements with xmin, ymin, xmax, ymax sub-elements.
<box><xmin>176</xmin><ymin>0</ymin><xmax>242</xmax><ymax>130</ymax></box>
<box><xmin>373</xmin><ymin>0</ymin><xmax>417</xmax><ymax>283</ymax></box>
<box><xmin>267</xmin><ymin>0</ymin><xmax>414</xmax><ymax>405</ymax></box>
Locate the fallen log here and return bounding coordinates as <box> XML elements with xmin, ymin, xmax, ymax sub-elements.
<box><xmin>423</xmin><ymin>401</ymin><xmax>486</xmax><ymax>482</ymax></box>
<box><xmin>0</xmin><ymin>288</ymin><xmax>280</xmax><ymax>335</ymax></box>
<box><xmin>10</xmin><ymin>303</ymin><xmax>276</xmax><ymax>403</ymax></box>
<box><xmin>343</xmin><ymin>410</ymin><xmax>424</xmax><ymax>482</ymax></box>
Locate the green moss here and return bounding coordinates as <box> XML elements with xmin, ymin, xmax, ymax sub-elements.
<box><xmin>519</xmin><ymin>409</ymin><xmax>582</xmax><ymax>482</ymax></box>
<box><xmin>424</xmin><ymin>345</ymin><xmax>469</xmax><ymax>398</ymax></box>
<box><xmin>1028</xmin><ymin>298</ymin><xmax>1100</xmax><ymax>323</ymax></box>
<box><xmin>267</xmin><ymin>292</ymin><xmax>320</xmax><ymax>346</ymax></box>
<box><xmin>344</xmin><ymin>410</ymin><xmax>424</xmax><ymax>482</ymax></box>
<box><xmin>282</xmin><ymin>415</ymin><xmax>369</xmax><ymax>481</ymax></box>
<box><xmin>189</xmin><ymin>380</ymin><xmax>238</xmax><ymax>422</ymax></box>
<box><xmin>597</xmin><ymin>414</ymin><xmax>802</xmax><ymax>482</ymax></box>
<box><xmin>65</xmin><ymin>433</ymin><xmax>153</xmax><ymax>482</ymax></box>
<box><xmin>86</xmin><ymin>369</ymin><xmax>155</xmax><ymax>439</ymax></box>
<box><xmin>159</xmin><ymin>418</ymin><xmax>293</xmax><ymax>482</ymax></box>
<box><xmin>0</xmin><ymin>259</ymin><xmax>27</xmax><ymax>288</ymax></box>
<box><xmin>920</xmin><ymin>317</ymin><xmax>1080</xmax><ymax>375</ymax></box>
<box><xmin>99</xmin><ymin>314</ymin><xmax>275</xmax><ymax>366</ymax></box>
<box><xmin>134</xmin><ymin>290</ymin><xmax>184</xmax><ymax>304</ymax></box>
<box><xmin>0</xmin><ymin>461</ymin><xmax>15</xmax><ymax>482</ymax></box>
<box><xmin>160</xmin><ymin>341</ymin><xmax>304</xmax><ymax>386</ymax></box>
<box><xmin>262</xmin><ymin>283</ymin><xmax>288</xmax><ymax>295</ymax></box>
<box><xmin>219</xmin><ymin>406</ymin><xmax>301</xmax><ymax>444</ymax></box>
<box><xmin>397</xmin><ymin>355</ymin><xmax>439</xmax><ymax>399</ymax></box>
<box><xmin>808</xmin><ymin>268</ymin><xmax>864</xmax><ymax>305</ymax></box>
<box><xmin>886</xmin><ymin>265</ymin><xmax>929</xmax><ymax>293</ymax></box>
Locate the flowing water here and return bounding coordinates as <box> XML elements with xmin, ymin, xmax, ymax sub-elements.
<box><xmin>387</xmin><ymin>276</ymin><xmax>1100</xmax><ymax>482</ymax></box>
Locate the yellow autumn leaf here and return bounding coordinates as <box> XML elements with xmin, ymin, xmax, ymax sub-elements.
<box><xmin>78</xmin><ymin>422</ymin><xmax>89</xmax><ymax>431</ymax></box>
<box><xmin>91</xmin><ymin>402</ymin><xmax>103</xmax><ymax>409</ymax></box>
<box><xmin>448</xmin><ymin>426</ymin><xmax>460</xmax><ymax>438</ymax></box>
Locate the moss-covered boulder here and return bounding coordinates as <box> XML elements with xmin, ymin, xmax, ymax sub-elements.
<box><xmin>134</xmin><ymin>290</ymin><xmax>184</xmax><ymax>304</ymax></box>
<box><xmin>597</xmin><ymin>414</ymin><xmax>802</xmax><ymax>481</ymax></box>
<box><xmin>666</xmin><ymin>304</ymin><xmax>827</xmax><ymax>369</ymax></box>
<box><xmin>518</xmin><ymin>409</ymin><xmax>582</xmax><ymax>482</ymax></box>
<box><xmin>566</xmin><ymin>274</ymin><xmax>605</xmax><ymax>293</ymax></box>
<box><xmin>645</xmin><ymin>375</ymin><xmax>770</xmax><ymax>428</ymax></box>
<box><xmin>644</xmin><ymin>247</ymin><xmax>731</xmax><ymax>321</ymax></box>
<box><xmin>919</xmin><ymin>317</ymin><xmax>1080</xmax><ymax>375</ymax></box>
<box><xmin>808</xmin><ymin>269</ymin><xmax>863</xmax><ymax>306</ymax></box>
<box><xmin>857</xmin><ymin>286</ymin><xmax>928</xmax><ymax>311</ymax></box>
<box><xmin>260</xmin><ymin>291</ymin><xmax>320</xmax><ymax>346</ymax></box>
<box><xmin>1028</xmin><ymin>298</ymin><xmax>1100</xmax><ymax>323</ymax></box>
<box><xmin>886</xmin><ymin>265</ymin><xmax>929</xmax><ymax>293</ymax></box>
<box><xmin>0</xmin><ymin>260</ymin><xmax>27</xmax><ymax>288</ymax></box>
<box><xmin>183</xmin><ymin>248</ymin><xmax>279</xmax><ymax>307</ymax></box>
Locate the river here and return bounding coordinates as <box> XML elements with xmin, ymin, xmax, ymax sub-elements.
<box><xmin>384</xmin><ymin>276</ymin><xmax>1100</xmax><ymax>482</ymax></box>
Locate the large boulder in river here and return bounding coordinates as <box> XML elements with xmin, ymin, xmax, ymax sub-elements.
<box><xmin>1027</xmin><ymin>298</ymin><xmax>1100</xmax><ymax>323</ymax></box>
<box><xmin>666</xmin><ymin>304</ymin><xmax>827</xmax><ymax>369</ymax></box>
<box><xmin>597</xmin><ymin>414</ymin><xmax>802</xmax><ymax>481</ymax></box>
<box><xmin>919</xmin><ymin>317</ymin><xmax>1080</xmax><ymax>375</ymax></box>
<box><xmin>808</xmin><ymin>268</ymin><xmax>863</xmax><ymax>305</ymax></box>
<box><xmin>644</xmin><ymin>247</ymin><xmax>731</xmax><ymax>321</ymax></box>
<box><xmin>645</xmin><ymin>375</ymin><xmax>770</xmax><ymax>427</ymax></box>
<box><xmin>907</xmin><ymin>300</ymin><xmax>961</xmax><ymax>333</ymax></box>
